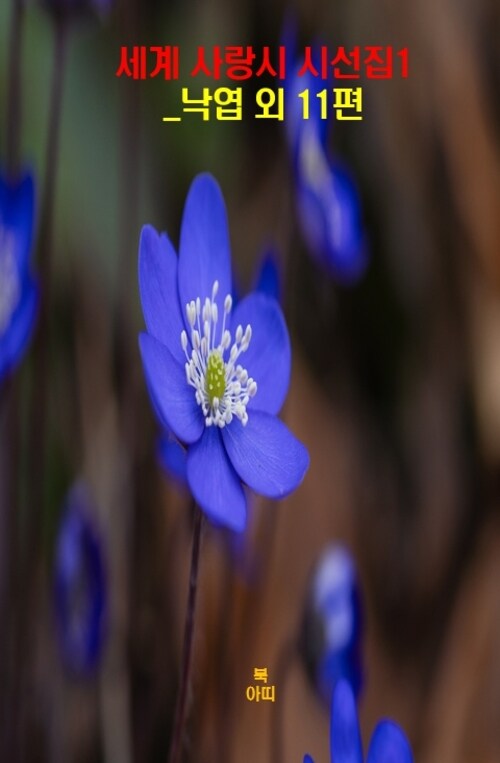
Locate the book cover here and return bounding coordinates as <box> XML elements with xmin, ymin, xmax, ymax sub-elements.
<box><xmin>0</xmin><ymin>1</ymin><xmax>499</xmax><ymax>761</ymax></box>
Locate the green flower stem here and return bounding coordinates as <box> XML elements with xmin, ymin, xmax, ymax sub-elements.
<box><xmin>38</xmin><ymin>11</ymin><xmax>68</xmax><ymax>323</ymax></box>
<box><xmin>0</xmin><ymin>378</ymin><xmax>20</xmax><ymax>758</ymax></box>
<box><xmin>0</xmin><ymin>0</ymin><xmax>25</xmax><ymax>739</ymax></box>
<box><xmin>28</xmin><ymin>12</ymin><xmax>68</xmax><ymax>514</ymax></box>
<box><xmin>168</xmin><ymin>504</ymin><xmax>203</xmax><ymax>763</ymax></box>
<box><xmin>114</xmin><ymin>0</ymin><xmax>141</xmax><ymax>406</ymax></box>
<box><xmin>6</xmin><ymin>0</ymin><xmax>24</xmax><ymax>179</ymax></box>
<box><xmin>13</xmin><ymin>14</ymin><xmax>69</xmax><ymax>756</ymax></box>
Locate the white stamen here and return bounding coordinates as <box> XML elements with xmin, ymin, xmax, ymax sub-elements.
<box><xmin>181</xmin><ymin>280</ymin><xmax>257</xmax><ymax>428</ymax></box>
<box><xmin>181</xmin><ymin>330</ymin><xmax>188</xmax><ymax>352</ymax></box>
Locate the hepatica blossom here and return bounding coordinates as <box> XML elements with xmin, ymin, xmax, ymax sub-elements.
<box><xmin>0</xmin><ymin>172</ymin><xmax>38</xmax><ymax>382</ymax></box>
<box><xmin>54</xmin><ymin>483</ymin><xmax>107</xmax><ymax>675</ymax></box>
<box><xmin>286</xmin><ymin>52</ymin><xmax>368</xmax><ymax>284</ymax></box>
<box><xmin>139</xmin><ymin>173</ymin><xmax>309</xmax><ymax>532</ymax></box>
<box><xmin>157</xmin><ymin>246</ymin><xmax>282</xmax><ymax>491</ymax></box>
<box><xmin>300</xmin><ymin>545</ymin><xmax>363</xmax><ymax>705</ymax></box>
<box><xmin>304</xmin><ymin>679</ymin><xmax>413</xmax><ymax>763</ymax></box>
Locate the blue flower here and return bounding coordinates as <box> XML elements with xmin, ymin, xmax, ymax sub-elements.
<box><xmin>139</xmin><ymin>173</ymin><xmax>309</xmax><ymax>532</ymax></box>
<box><xmin>157</xmin><ymin>245</ymin><xmax>283</xmax><ymax>492</ymax></box>
<box><xmin>300</xmin><ymin>545</ymin><xmax>363</xmax><ymax>705</ymax></box>
<box><xmin>0</xmin><ymin>171</ymin><xmax>38</xmax><ymax>383</ymax></box>
<box><xmin>285</xmin><ymin>50</ymin><xmax>368</xmax><ymax>284</ymax></box>
<box><xmin>304</xmin><ymin>679</ymin><xmax>413</xmax><ymax>763</ymax></box>
<box><xmin>53</xmin><ymin>483</ymin><xmax>107</xmax><ymax>675</ymax></box>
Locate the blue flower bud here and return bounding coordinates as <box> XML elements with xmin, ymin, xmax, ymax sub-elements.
<box><xmin>53</xmin><ymin>482</ymin><xmax>107</xmax><ymax>675</ymax></box>
<box><xmin>300</xmin><ymin>544</ymin><xmax>364</xmax><ymax>704</ymax></box>
<box><xmin>284</xmin><ymin>36</ymin><xmax>369</xmax><ymax>284</ymax></box>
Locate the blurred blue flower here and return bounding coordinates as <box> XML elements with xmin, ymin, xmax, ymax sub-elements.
<box><xmin>54</xmin><ymin>483</ymin><xmax>107</xmax><ymax>675</ymax></box>
<box><xmin>285</xmin><ymin>49</ymin><xmax>368</xmax><ymax>284</ymax></box>
<box><xmin>304</xmin><ymin>679</ymin><xmax>413</xmax><ymax>763</ymax></box>
<box><xmin>139</xmin><ymin>173</ymin><xmax>309</xmax><ymax>532</ymax></box>
<box><xmin>0</xmin><ymin>171</ymin><xmax>38</xmax><ymax>383</ymax></box>
<box><xmin>157</xmin><ymin>245</ymin><xmax>283</xmax><ymax>491</ymax></box>
<box><xmin>300</xmin><ymin>545</ymin><xmax>363</xmax><ymax>704</ymax></box>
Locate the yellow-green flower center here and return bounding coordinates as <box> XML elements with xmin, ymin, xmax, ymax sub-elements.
<box><xmin>205</xmin><ymin>350</ymin><xmax>226</xmax><ymax>404</ymax></box>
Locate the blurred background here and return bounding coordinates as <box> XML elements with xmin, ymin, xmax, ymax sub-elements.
<box><xmin>1</xmin><ymin>0</ymin><xmax>500</xmax><ymax>761</ymax></box>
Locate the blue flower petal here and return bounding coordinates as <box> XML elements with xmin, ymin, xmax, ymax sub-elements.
<box><xmin>295</xmin><ymin>126</ymin><xmax>367</xmax><ymax>286</ymax></box>
<box><xmin>366</xmin><ymin>722</ymin><xmax>413</xmax><ymax>763</ymax></box>
<box><xmin>0</xmin><ymin>171</ymin><xmax>35</xmax><ymax>271</ymax></box>
<box><xmin>0</xmin><ymin>278</ymin><xmax>38</xmax><ymax>379</ymax></box>
<box><xmin>230</xmin><ymin>292</ymin><xmax>290</xmax><ymax>415</ymax></box>
<box><xmin>186</xmin><ymin>426</ymin><xmax>246</xmax><ymax>532</ymax></box>
<box><xmin>221</xmin><ymin>411</ymin><xmax>309</xmax><ymax>498</ymax></box>
<box><xmin>139</xmin><ymin>332</ymin><xmax>204</xmax><ymax>445</ymax></box>
<box><xmin>286</xmin><ymin>64</ymin><xmax>329</xmax><ymax>161</ymax></box>
<box><xmin>328</xmin><ymin>163</ymin><xmax>368</xmax><ymax>283</ymax></box>
<box><xmin>254</xmin><ymin>248</ymin><xmax>281</xmax><ymax>303</ymax></box>
<box><xmin>330</xmin><ymin>680</ymin><xmax>363</xmax><ymax>763</ymax></box>
<box><xmin>157</xmin><ymin>432</ymin><xmax>188</xmax><ymax>488</ymax></box>
<box><xmin>304</xmin><ymin>756</ymin><xmax>315</xmax><ymax>763</ymax></box>
<box><xmin>138</xmin><ymin>225</ymin><xmax>185</xmax><ymax>363</ymax></box>
<box><xmin>178</xmin><ymin>173</ymin><xmax>232</xmax><ymax>311</ymax></box>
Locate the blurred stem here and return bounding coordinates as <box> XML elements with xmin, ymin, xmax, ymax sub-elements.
<box><xmin>6</xmin><ymin>0</ymin><xmax>24</xmax><ymax>178</ymax></box>
<box><xmin>39</xmin><ymin>12</ymin><xmax>68</xmax><ymax>322</ymax></box>
<box><xmin>0</xmin><ymin>379</ymin><xmax>18</xmax><ymax>758</ymax></box>
<box><xmin>1</xmin><ymin>8</ymin><xmax>26</xmax><ymax>756</ymax></box>
<box><xmin>13</xmin><ymin>15</ymin><xmax>69</xmax><ymax>758</ymax></box>
<box><xmin>168</xmin><ymin>504</ymin><xmax>203</xmax><ymax>763</ymax></box>
<box><xmin>29</xmin><ymin>12</ymin><xmax>68</xmax><ymax>512</ymax></box>
<box><xmin>270</xmin><ymin>639</ymin><xmax>296</xmax><ymax>763</ymax></box>
<box><xmin>2</xmin><ymin>0</ymin><xmax>25</xmax><ymax>746</ymax></box>
<box><xmin>117</xmin><ymin>1</ymin><xmax>140</xmax><ymax>324</ymax></box>
<box><xmin>114</xmin><ymin>0</ymin><xmax>140</xmax><ymax>405</ymax></box>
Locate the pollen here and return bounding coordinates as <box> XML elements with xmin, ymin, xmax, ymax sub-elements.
<box><xmin>206</xmin><ymin>351</ymin><xmax>226</xmax><ymax>404</ymax></box>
